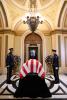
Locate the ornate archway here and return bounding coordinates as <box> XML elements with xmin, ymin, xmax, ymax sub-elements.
<box><xmin>24</xmin><ymin>33</ymin><xmax>42</xmax><ymax>63</ymax></box>
<box><xmin>21</xmin><ymin>30</ymin><xmax>46</xmax><ymax>70</ymax></box>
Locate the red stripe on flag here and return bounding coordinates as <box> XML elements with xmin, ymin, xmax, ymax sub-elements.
<box><xmin>22</xmin><ymin>66</ymin><xmax>28</xmax><ymax>75</ymax></box>
<box><xmin>31</xmin><ymin>59</ymin><xmax>33</xmax><ymax>73</ymax></box>
<box><xmin>36</xmin><ymin>60</ymin><xmax>38</xmax><ymax>73</ymax></box>
<box><xmin>39</xmin><ymin>64</ymin><xmax>42</xmax><ymax>73</ymax></box>
<box><xmin>41</xmin><ymin>72</ymin><xmax>46</xmax><ymax>79</ymax></box>
<box><xmin>19</xmin><ymin>72</ymin><xmax>23</xmax><ymax>78</ymax></box>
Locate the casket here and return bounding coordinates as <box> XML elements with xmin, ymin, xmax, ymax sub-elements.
<box><xmin>14</xmin><ymin>59</ymin><xmax>52</xmax><ymax>98</ymax></box>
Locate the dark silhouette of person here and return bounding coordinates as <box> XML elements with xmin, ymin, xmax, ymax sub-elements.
<box><xmin>6</xmin><ymin>48</ymin><xmax>15</xmax><ymax>84</ymax></box>
<box><xmin>52</xmin><ymin>49</ymin><xmax>59</xmax><ymax>84</ymax></box>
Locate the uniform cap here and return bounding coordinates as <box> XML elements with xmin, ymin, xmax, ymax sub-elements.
<box><xmin>52</xmin><ymin>49</ymin><xmax>56</xmax><ymax>52</ymax></box>
<box><xmin>9</xmin><ymin>48</ymin><xmax>13</xmax><ymax>51</ymax></box>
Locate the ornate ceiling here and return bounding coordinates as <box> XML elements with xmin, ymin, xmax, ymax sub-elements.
<box><xmin>11</xmin><ymin>0</ymin><xmax>55</xmax><ymax>11</ymax></box>
<box><xmin>0</xmin><ymin>0</ymin><xmax>67</xmax><ymax>35</ymax></box>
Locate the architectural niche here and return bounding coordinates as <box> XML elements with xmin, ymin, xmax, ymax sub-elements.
<box><xmin>24</xmin><ymin>33</ymin><xmax>42</xmax><ymax>63</ymax></box>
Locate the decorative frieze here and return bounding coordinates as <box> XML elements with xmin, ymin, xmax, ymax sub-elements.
<box><xmin>50</xmin><ymin>29</ymin><xmax>67</xmax><ymax>35</ymax></box>
<box><xmin>0</xmin><ymin>29</ymin><xmax>15</xmax><ymax>35</ymax></box>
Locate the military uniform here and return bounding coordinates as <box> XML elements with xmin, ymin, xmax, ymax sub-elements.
<box><xmin>6</xmin><ymin>48</ymin><xmax>14</xmax><ymax>83</ymax></box>
<box><xmin>52</xmin><ymin>54</ymin><xmax>59</xmax><ymax>84</ymax></box>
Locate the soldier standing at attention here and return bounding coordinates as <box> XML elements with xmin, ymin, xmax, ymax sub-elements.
<box><xmin>52</xmin><ymin>49</ymin><xmax>59</xmax><ymax>84</ymax></box>
<box><xmin>6</xmin><ymin>48</ymin><xmax>15</xmax><ymax>84</ymax></box>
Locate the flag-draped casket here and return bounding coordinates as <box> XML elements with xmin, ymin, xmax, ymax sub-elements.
<box><xmin>14</xmin><ymin>59</ymin><xmax>52</xmax><ymax>98</ymax></box>
<box><xmin>19</xmin><ymin>59</ymin><xmax>45</xmax><ymax>79</ymax></box>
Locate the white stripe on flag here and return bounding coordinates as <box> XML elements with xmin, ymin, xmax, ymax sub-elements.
<box><xmin>38</xmin><ymin>68</ymin><xmax>44</xmax><ymax>77</ymax></box>
<box><xmin>28</xmin><ymin>59</ymin><xmax>31</xmax><ymax>72</ymax></box>
<box><xmin>33</xmin><ymin>59</ymin><xmax>36</xmax><ymax>73</ymax></box>
<box><xmin>20</xmin><ymin>67</ymin><xmax>26</xmax><ymax>77</ymax></box>
<box><xmin>23</xmin><ymin>63</ymin><xmax>30</xmax><ymax>73</ymax></box>
<box><xmin>37</xmin><ymin>62</ymin><xmax>41</xmax><ymax>73</ymax></box>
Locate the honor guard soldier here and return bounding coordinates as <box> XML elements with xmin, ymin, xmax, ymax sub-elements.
<box><xmin>52</xmin><ymin>49</ymin><xmax>59</xmax><ymax>84</ymax></box>
<box><xmin>6</xmin><ymin>48</ymin><xmax>15</xmax><ymax>84</ymax></box>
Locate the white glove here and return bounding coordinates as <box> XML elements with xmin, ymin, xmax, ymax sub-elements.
<box><xmin>55</xmin><ymin>67</ymin><xmax>58</xmax><ymax>70</ymax></box>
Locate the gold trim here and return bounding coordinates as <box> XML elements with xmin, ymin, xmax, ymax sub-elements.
<box><xmin>0</xmin><ymin>12</ymin><xmax>4</xmax><ymax>28</ymax></box>
<box><xmin>58</xmin><ymin>1</ymin><xmax>67</xmax><ymax>27</ymax></box>
<box><xmin>0</xmin><ymin>29</ymin><xmax>15</xmax><ymax>35</ymax></box>
<box><xmin>0</xmin><ymin>28</ymin><xmax>67</xmax><ymax>35</ymax></box>
<box><xmin>5</xmin><ymin>35</ymin><xmax>8</xmax><ymax>58</ymax></box>
<box><xmin>0</xmin><ymin>37</ymin><xmax>2</xmax><ymax>67</ymax></box>
<box><xmin>0</xmin><ymin>1</ymin><xmax>8</xmax><ymax>27</ymax></box>
<box><xmin>64</xmin><ymin>37</ymin><xmax>67</xmax><ymax>67</ymax></box>
<box><xmin>50</xmin><ymin>29</ymin><xmax>67</xmax><ymax>35</ymax></box>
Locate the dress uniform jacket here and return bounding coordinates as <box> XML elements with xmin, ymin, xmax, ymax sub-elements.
<box><xmin>6</xmin><ymin>53</ymin><xmax>14</xmax><ymax>67</ymax></box>
<box><xmin>52</xmin><ymin>54</ymin><xmax>59</xmax><ymax>83</ymax></box>
<box><xmin>52</xmin><ymin>54</ymin><xmax>59</xmax><ymax>68</ymax></box>
<box><xmin>6</xmin><ymin>52</ymin><xmax>14</xmax><ymax>83</ymax></box>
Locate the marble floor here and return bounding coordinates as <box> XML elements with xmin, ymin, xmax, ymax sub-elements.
<box><xmin>0</xmin><ymin>74</ymin><xmax>67</xmax><ymax>99</ymax></box>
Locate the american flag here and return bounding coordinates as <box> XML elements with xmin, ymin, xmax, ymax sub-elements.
<box><xmin>19</xmin><ymin>59</ymin><xmax>46</xmax><ymax>79</ymax></box>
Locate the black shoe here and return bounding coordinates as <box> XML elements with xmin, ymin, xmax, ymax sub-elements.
<box><xmin>7</xmin><ymin>80</ymin><xmax>12</xmax><ymax>84</ymax></box>
<box><xmin>54</xmin><ymin>81</ymin><xmax>60</xmax><ymax>84</ymax></box>
<box><xmin>51</xmin><ymin>81</ymin><xmax>55</xmax><ymax>84</ymax></box>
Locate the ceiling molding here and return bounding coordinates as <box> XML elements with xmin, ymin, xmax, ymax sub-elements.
<box><xmin>51</xmin><ymin>29</ymin><xmax>67</xmax><ymax>35</ymax></box>
<box><xmin>0</xmin><ymin>1</ymin><xmax>8</xmax><ymax>27</ymax></box>
<box><xmin>58</xmin><ymin>1</ymin><xmax>67</xmax><ymax>27</ymax></box>
<box><xmin>0</xmin><ymin>29</ymin><xmax>15</xmax><ymax>35</ymax></box>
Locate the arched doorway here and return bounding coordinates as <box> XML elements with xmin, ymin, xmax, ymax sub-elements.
<box><xmin>24</xmin><ymin>33</ymin><xmax>42</xmax><ymax>63</ymax></box>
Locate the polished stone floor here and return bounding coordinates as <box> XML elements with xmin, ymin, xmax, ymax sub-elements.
<box><xmin>0</xmin><ymin>74</ymin><xmax>67</xmax><ymax>99</ymax></box>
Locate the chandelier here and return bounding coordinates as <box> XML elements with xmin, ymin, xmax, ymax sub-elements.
<box><xmin>22</xmin><ymin>0</ymin><xmax>44</xmax><ymax>32</ymax></box>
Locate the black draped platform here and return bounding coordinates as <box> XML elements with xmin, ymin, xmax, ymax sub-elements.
<box><xmin>14</xmin><ymin>73</ymin><xmax>52</xmax><ymax>98</ymax></box>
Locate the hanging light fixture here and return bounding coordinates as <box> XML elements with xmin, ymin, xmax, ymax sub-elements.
<box><xmin>22</xmin><ymin>0</ymin><xmax>44</xmax><ymax>32</ymax></box>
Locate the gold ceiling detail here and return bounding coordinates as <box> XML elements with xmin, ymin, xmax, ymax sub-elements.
<box><xmin>22</xmin><ymin>0</ymin><xmax>44</xmax><ymax>32</ymax></box>
<box><xmin>11</xmin><ymin>0</ymin><xmax>55</xmax><ymax>11</ymax></box>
